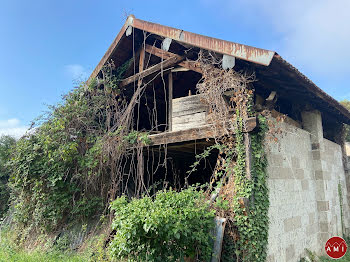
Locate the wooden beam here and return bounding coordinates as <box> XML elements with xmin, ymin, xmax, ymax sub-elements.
<box><xmin>144</xmin><ymin>44</ymin><xmax>202</xmax><ymax>74</ymax></box>
<box><xmin>148</xmin><ymin>117</ymin><xmax>257</xmax><ymax>146</ymax></box>
<box><xmin>139</xmin><ymin>47</ymin><xmax>145</xmax><ymax>73</ymax></box>
<box><xmin>122</xmin><ymin>47</ymin><xmax>144</xmax><ymax>79</ymax></box>
<box><xmin>120</xmin><ymin>55</ymin><xmax>185</xmax><ymax>87</ymax></box>
<box><xmin>137</xmin><ymin>47</ymin><xmax>145</xmax><ymax>87</ymax></box>
<box><xmin>168</xmin><ymin>72</ymin><xmax>173</xmax><ymax>131</ymax></box>
<box><xmin>145</xmin><ymin>44</ymin><xmax>175</xmax><ymax>60</ymax></box>
<box><xmin>179</xmin><ymin>60</ymin><xmax>202</xmax><ymax>74</ymax></box>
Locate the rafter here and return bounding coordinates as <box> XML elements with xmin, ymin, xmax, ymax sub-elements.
<box><xmin>120</xmin><ymin>55</ymin><xmax>185</xmax><ymax>87</ymax></box>
<box><xmin>144</xmin><ymin>44</ymin><xmax>202</xmax><ymax>74</ymax></box>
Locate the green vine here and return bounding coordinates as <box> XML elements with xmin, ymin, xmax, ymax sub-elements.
<box><xmin>188</xmin><ymin>108</ymin><xmax>270</xmax><ymax>261</ymax></box>
<box><xmin>338</xmin><ymin>182</ymin><xmax>345</xmax><ymax>237</ymax></box>
<box><xmin>227</xmin><ymin>115</ymin><xmax>269</xmax><ymax>262</ymax></box>
<box><xmin>191</xmin><ymin>114</ymin><xmax>269</xmax><ymax>261</ymax></box>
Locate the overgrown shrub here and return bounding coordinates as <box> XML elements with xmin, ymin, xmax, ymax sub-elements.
<box><xmin>8</xmin><ymin>84</ymin><xmax>109</xmax><ymax>232</ymax></box>
<box><xmin>8</xmin><ymin>63</ymin><xmax>126</xmax><ymax>233</ymax></box>
<box><xmin>0</xmin><ymin>135</ymin><xmax>16</xmax><ymax>218</ymax></box>
<box><xmin>109</xmin><ymin>187</ymin><xmax>215</xmax><ymax>261</ymax></box>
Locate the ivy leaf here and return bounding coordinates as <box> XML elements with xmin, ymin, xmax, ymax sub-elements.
<box><xmin>143</xmin><ymin>223</ymin><xmax>151</xmax><ymax>233</ymax></box>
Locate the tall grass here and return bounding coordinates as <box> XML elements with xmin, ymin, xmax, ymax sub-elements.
<box><xmin>319</xmin><ymin>252</ymin><xmax>350</xmax><ymax>262</ymax></box>
<box><xmin>0</xmin><ymin>229</ymin><xmax>104</xmax><ymax>262</ymax></box>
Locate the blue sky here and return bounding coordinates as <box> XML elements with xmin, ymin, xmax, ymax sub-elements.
<box><xmin>0</xmin><ymin>0</ymin><xmax>349</xmax><ymax>138</ymax></box>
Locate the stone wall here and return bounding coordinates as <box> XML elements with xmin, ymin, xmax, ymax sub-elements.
<box><xmin>265</xmin><ymin>113</ymin><xmax>350</xmax><ymax>262</ymax></box>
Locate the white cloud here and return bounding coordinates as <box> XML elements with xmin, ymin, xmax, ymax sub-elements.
<box><xmin>202</xmin><ymin>0</ymin><xmax>350</xmax><ymax>75</ymax></box>
<box><xmin>64</xmin><ymin>64</ymin><xmax>88</xmax><ymax>81</ymax></box>
<box><xmin>0</xmin><ymin>118</ymin><xmax>29</xmax><ymax>139</ymax></box>
<box><xmin>263</xmin><ymin>0</ymin><xmax>350</xmax><ymax>75</ymax></box>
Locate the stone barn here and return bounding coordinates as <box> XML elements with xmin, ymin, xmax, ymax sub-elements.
<box><xmin>89</xmin><ymin>15</ymin><xmax>350</xmax><ymax>261</ymax></box>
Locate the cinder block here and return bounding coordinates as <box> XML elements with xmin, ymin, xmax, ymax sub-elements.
<box><xmin>270</xmin><ymin>154</ymin><xmax>284</xmax><ymax>167</ymax></box>
<box><xmin>306</xmin><ymin>223</ymin><xmax>318</xmax><ymax>235</ymax></box>
<box><xmin>312</xmin><ymin>151</ymin><xmax>321</xmax><ymax>160</ymax></box>
<box><xmin>301</xmin><ymin>180</ymin><xmax>309</xmax><ymax>190</ymax></box>
<box><xmin>322</xmin><ymin>171</ymin><xmax>331</xmax><ymax>180</ymax></box>
<box><xmin>312</xmin><ymin>143</ymin><xmax>320</xmax><ymax>150</ymax></box>
<box><xmin>293</xmin><ymin>216</ymin><xmax>302</xmax><ymax>229</ymax></box>
<box><xmin>308</xmin><ymin>212</ymin><xmax>315</xmax><ymax>224</ymax></box>
<box><xmin>284</xmin><ymin>216</ymin><xmax>301</xmax><ymax>232</ymax></box>
<box><xmin>268</xmin><ymin>167</ymin><xmax>292</xmax><ymax>179</ymax></box>
<box><xmin>266</xmin><ymin>254</ymin><xmax>275</xmax><ymax>262</ymax></box>
<box><xmin>317</xmin><ymin>201</ymin><xmax>329</xmax><ymax>212</ymax></box>
<box><xmin>319</xmin><ymin>211</ymin><xmax>330</xmax><ymax>222</ymax></box>
<box><xmin>280</xmin><ymin>167</ymin><xmax>293</xmax><ymax>179</ymax></box>
<box><xmin>284</xmin><ymin>218</ymin><xmax>294</xmax><ymax>232</ymax></box>
<box><xmin>319</xmin><ymin>232</ymin><xmax>331</xmax><ymax>248</ymax></box>
<box><xmin>319</xmin><ymin>222</ymin><xmax>329</xmax><ymax>233</ymax></box>
<box><xmin>291</xmin><ymin>156</ymin><xmax>300</xmax><ymax>168</ymax></box>
<box><xmin>315</xmin><ymin>170</ymin><xmax>324</xmax><ymax>180</ymax></box>
<box><xmin>295</xmin><ymin>169</ymin><xmax>305</xmax><ymax>179</ymax></box>
<box><xmin>285</xmin><ymin>244</ymin><xmax>295</xmax><ymax>261</ymax></box>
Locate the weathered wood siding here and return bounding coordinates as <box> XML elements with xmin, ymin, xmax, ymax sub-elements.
<box><xmin>172</xmin><ymin>94</ymin><xmax>208</xmax><ymax>131</ymax></box>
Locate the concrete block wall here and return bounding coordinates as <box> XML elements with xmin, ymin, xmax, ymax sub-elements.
<box><xmin>265</xmin><ymin>113</ymin><xmax>350</xmax><ymax>262</ymax></box>
<box><xmin>266</xmin><ymin>123</ymin><xmax>319</xmax><ymax>261</ymax></box>
<box><xmin>322</xmin><ymin>139</ymin><xmax>350</xmax><ymax>235</ymax></box>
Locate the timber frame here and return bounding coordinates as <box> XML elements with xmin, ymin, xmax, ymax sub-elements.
<box><xmin>88</xmin><ymin>15</ymin><xmax>350</xmax><ymax>148</ymax></box>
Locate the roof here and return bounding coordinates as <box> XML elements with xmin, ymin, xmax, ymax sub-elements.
<box><xmin>89</xmin><ymin>15</ymin><xmax>350</xmax><ymax>125</ymax></box>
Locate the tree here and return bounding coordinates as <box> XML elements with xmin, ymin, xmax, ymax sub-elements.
<box><xmin>340</xmin><ymin>100</ymin><xmax>350</xmax><ymax>142</ymax></box>
<box><xmin>0</xmin><ymin>135</ymin><xmax>16</xmax><ymax>217</ymax></box>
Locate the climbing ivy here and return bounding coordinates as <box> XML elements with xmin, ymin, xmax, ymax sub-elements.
<box><xmin>338</xmin><ymin>182</ymin><xmax>345</xmax><ymax>237</ymax></box>
<box><xmin>223</xmin><ymin>115</ymin><xmax>269</xmax><ymax>262</ymax></box>
<box><xmin>190</xmin><ymin>114</ymin><xmax>269</xmax><ymax>261</ymax></box>
<box><xmin>241</xmin><ymin>115</ymin><xmax>269</xmax><ymax>261</ymax></box>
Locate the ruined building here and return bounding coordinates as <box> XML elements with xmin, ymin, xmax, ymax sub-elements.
<box><xmin>89</xmin><ymin>15</ymin><xmax>350</xmax><ymax>261</ymax></box>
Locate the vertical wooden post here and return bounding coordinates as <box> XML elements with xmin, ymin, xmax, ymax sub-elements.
<box><xmin>210</xmin><ymin>217</ymin><xmax>227</xmax><ymax>262</ymax></box>
<box><xmin>138</xmin><ymin>47</ymin><xmax>145</xmax><ymax>87</ymax></box>
<box><xmin>137</xmin><ymin>147</ymin><xmax>144</xmax><ymax>197</ymax></box>
<box><xmin>168</xmin><ymin>72</ymin><xmax>173</xmax><ymax>131</ymax></box>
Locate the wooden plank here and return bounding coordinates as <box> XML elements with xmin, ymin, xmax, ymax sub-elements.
<box><xmin>149</xmin><ymin>117</ymin><xmax>257</xmax><ymax>146</ymax></box>
<box><xmin>145</xmin><ymin>44</ymin><xmax>202</xmax><ymax>74</ymax></box>
<box><xmin>172</xmin><ymin>94</ymin><xmax>208</xmax><ymax>117</ymax></box>
<box><xmin>168</xmin><ymin>72</ymin><xmax>173</xmax><ymax>131</ymax></box>
<box><xmin>172</xmin><ymin>112</ymin><xmax>207</xmax><ymax>131</ymax></box>
<box><xmin>120</xmin><ymin>55</ymin><xmax>185</xmax><ymax>87</ymax></box>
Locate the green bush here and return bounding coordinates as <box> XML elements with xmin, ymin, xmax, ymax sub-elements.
<box><xmin>8</xmin><ymin>78</ymin><xmax>118</xmax><ymax>232</ymax></box>
<box><xmin>0</xmin><ymin>135</ymin><xmax>16</xmax><ymax>218</ymax></box>
<box><xmin>109</xmin><ymin>187</ymin><xmax>215</xmax><ymax>261</ymax></box>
